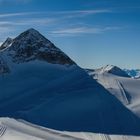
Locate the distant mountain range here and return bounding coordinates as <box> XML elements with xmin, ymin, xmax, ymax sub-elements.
<box><xmin>86</xmin><ymin>65</ymin><xmax>140</xmax><ymax>79</ymax></box>
<box><xmin>87</xmin><ymin>65</ymin><xmax>130</xmax><ymax>78</ymax></box>
<box><xmin>124</xmin><ymin>69</ymin><xmax>140</xmax><ymax>78</ymax></box>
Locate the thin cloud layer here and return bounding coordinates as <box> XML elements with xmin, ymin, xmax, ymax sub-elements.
<box><xmin>0</xmin><ymin>0</ymin><xmax>31</xmax><ymax>5</ymax></box>
<box><xmin>0</xmin><ymin>9</ymin><xmax>110</xmax><ymax>18</ymax></box>
<box><xmin>0</xmin><ymin>9</ymin><xmax>113</xmax><ymax>38</ymax></box>
<box><xmin>0</xmin><ymin>9</ymin><xmax>119</xmax><ymax>40</ymax></box>
<box><xmin>51</xmin><ymin>26</ymin><xmax>121</xmax><ymax>36</ymax></box>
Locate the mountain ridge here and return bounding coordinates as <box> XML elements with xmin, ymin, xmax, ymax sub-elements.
<box><xmin>87</xmin><ymin>65</ymin><xmax>130</xmax><ymax>78</ymax></box>
<box><xmin>0</xmin><ymin>28</ymin><xmax>75</xmax><ymax>67</ymax></box>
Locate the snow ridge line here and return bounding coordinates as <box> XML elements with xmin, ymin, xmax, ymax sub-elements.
<box><xmin>0</xmin><ymin>125</ymin><xmax>7</xmax><ymax>137</ymax></box>
<box><xmin>116</xmin><ymin>80</ymin><xmax>130</xmax><ymax>105</ymax></box>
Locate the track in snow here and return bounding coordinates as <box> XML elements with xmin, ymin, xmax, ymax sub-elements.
<box><xmin>0</xmin><ymin>125</ymin><xmax>7</xmax><ymax>137</ymax></box>
<box><xmin>97</xmin><ymin>73</ymin><xmax>131</xmax><ymax>105</ymax></box>
<box><xmin>99</xmin><ymin>134</ymin><xmax>111</xmax><ymax>140</ymax></box>
<box><xmin>116</xmin><ymin>80</ymin><xmax>131</xmax><ymax>105</ymax></box>
<box><xmin>81</xmin><ymin>133</ymin><xmax>112</xmax><ymax>140</ymax></box>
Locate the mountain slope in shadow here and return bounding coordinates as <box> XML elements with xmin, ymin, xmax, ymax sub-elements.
<box><xmin>0</xmin><ymin>63</ymin><xmax>140</xmax><ymax>135</ymax></box>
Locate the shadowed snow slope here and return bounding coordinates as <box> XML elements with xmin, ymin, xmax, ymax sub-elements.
<box><xmin>0</xmin><ymin>29</ymin><xmax>140</xmax><ymax>136</ymax></box>
<box><xmin>1</xmin><ymin>61</ymin><xmax>140</xmax><ymax>135</ymax></box>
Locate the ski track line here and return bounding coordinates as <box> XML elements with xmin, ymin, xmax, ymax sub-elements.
<box><xmin>81</xmin><ymin>132</ymin><xmax>92</xmax><ymax>140</ymax></box>
<box><xmin>116</xmin><ymin>80</ymin><xmax>129</xmax><ymax>105</ymax></box>
<box><xmin>99</xmin><ymin>134</ymin><xmax>111</xmax><ymax>140</ymax></box>
<box><xmin>122</xmin><ymin>135</ymin><xmax>129</xmax><ymax>140</ymax></box>
<box><xmin>5</xmin><ymin>122</ymin><xmax>85</xmax><ymax>140</ymax></box>
<box><xmin>0</xmin><ymin>125</ymin><xmax>7</xmax><ymax>137</ymax></box>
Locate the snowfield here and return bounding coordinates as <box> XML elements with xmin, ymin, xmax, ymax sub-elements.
<box><xmin>0</xmin><ymin>117</ymin><xmax>140</xmax><ymax>140</ymax></box>
<box><xmin>87</xmin><ymin>65</ymin><xmax>140</xmax><ymax>119</ymax></box>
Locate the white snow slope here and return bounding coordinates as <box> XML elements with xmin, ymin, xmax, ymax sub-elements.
<box><xmin>0</xmin><ymin>117</ymin><xmax>140</xmax><ymax>140</ymax></box>
<box><xmin>88</xmin><ymin>65</ymin><xmax>140</xmax><ymax>118</ymax></box>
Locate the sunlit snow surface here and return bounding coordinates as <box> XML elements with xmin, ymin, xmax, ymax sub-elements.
<box><xmin>0</xmin><ymin>118</ymin><xmax>140</xmax><ymax>140</ymax></box>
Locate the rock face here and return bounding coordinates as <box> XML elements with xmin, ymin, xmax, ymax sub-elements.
<box><xmin>0</xmin><ymin>56</ymin><xmax>10</xmax><ymax>74</ymax></box>
<box><xmin>0</xmin><ymin>37</ymin><xmax>13</xmax><ymax>51</ymax></box>
<box><xmin>0</xmin><ymin>28</ymin><xmax>75</xmax><ymax>65</ymax></box>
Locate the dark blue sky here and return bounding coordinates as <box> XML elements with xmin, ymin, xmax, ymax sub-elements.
<box><xmin>0</xmin><ymin>0</ymin><xmax>140</xmax><ymax>68</ymax></box>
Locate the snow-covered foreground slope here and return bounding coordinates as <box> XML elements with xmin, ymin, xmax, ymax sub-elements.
<box><xmin>0</xmin><ymin>117</ymin><xmax>84</xmax><ymax>140</ymax></box>
<box><xmin>0</xmin><ymin>117</ymin><xmax>140</xmax><ymax>140</ymax></box>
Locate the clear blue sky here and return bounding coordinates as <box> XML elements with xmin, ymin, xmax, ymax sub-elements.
<box><xmin>0</xmin><ymin>0</ymin><xmax>140</xmax><ymax>69</ymax></box>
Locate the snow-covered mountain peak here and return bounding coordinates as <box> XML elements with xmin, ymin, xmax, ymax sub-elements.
<box><xmin>100</xmin><ymin>65</ymin><xmax>130</xmax><ymax>77</ymax></box>
<box><xmin>14</xmin><ymin>28</ymin><xmax>49</xmax><ymax>44</ymax></box>
<box><xmin>25</xmin><ymin>28</ymin><xmax>41</xmax><ymax>34</ymax></box>
<box><xmin>101</xmin><ymin>65</ymin><xmax>116</xmax><ymax>72</ymax></box>
<box><xmin>0</xmin><ymin>28</ymin><xmax>75</xmax><ymax>65</ymax></box>
<box><xmin>9</xmin><ymin>28</ymin><xmax>57</xmax><ymax>53</ymax></box>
